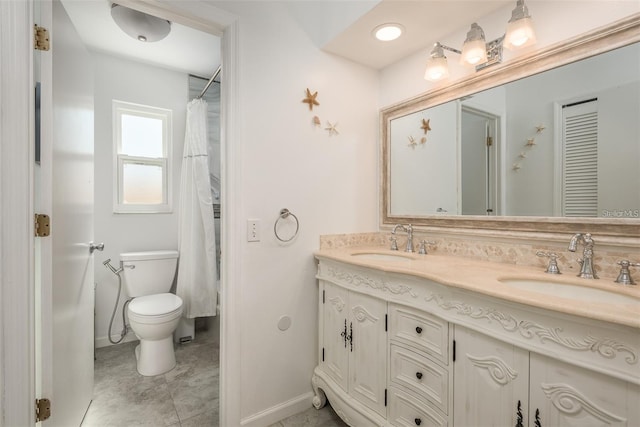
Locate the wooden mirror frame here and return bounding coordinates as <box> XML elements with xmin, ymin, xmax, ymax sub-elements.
<box><xmin>381</xmin><ymin>14</ymin><xmax>640</xmax><ymax>238</ymax></box>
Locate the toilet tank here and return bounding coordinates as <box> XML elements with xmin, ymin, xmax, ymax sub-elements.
<box><xmin>120</xmin><ymin>250</ymin><xmax>179</xmax><ymax>297</ymax></box>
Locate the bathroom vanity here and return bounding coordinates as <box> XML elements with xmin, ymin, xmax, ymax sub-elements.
<box><xmin>312</xmin><ymin>248</ymin><xmax>640</xmax><ymax>427</ymax></box>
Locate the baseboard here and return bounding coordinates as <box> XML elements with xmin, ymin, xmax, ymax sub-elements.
<box><xmin>95</xmin><ymin>331</ymin><xmax>138</xmax><ymax>349</ymax></box>
<box><xmin>240</xmin><ymin>391</ymin><xmax>315</xmax><ymax>427</ymax></box>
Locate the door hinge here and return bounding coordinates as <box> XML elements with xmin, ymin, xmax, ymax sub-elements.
<box><xmin>322</xmin><ymin>347</ymin><xmax>325</xmax><ymax>362</ymax></box>
<box><xmin>34</xmin><ymin>25</ymin><xmax>50</xmax><ymax>51</ymax></box>
<box><xmin>486</xmin><ymin>136</ymin><xmax>493</xmax><ymax>147</ymax></box>
<box><xmin>452</xmin><ymin>340</ymin><xmax>456</xmax><ymax>362</ymax></box>
<box><xmin>385</xmin><ymin>314</ymin><xmax>388</xmax><ymax>332</ymax></box>
<box><xmin>322</xmin><ymin>290</ymin><xmax>325</xmax><ymax>304</ymax></box>
<box><xmin>35</xmin><ymin>213</ymin><xmax>51</xmax><ymax>237</ymax></box>
<box><xmin>384</xmin><ymin>389</ymin><xmax>387</xmax><ymax>407</ymax></box>
<box><xmin>35</xmin><ymin>398</ymin><xmax>51</xmax><ymax>422</ymax></box>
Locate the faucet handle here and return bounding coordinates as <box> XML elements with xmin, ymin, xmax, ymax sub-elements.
<box><xmin>615</xmin><ymin>260</ymin><xmax>640</xmax><ymax>285</ymax></box>
<box><xmin>389</xmin><ymin>236</ymin><xmax>398</xmax><ymax>251</ymax></box>
<box><xmin>418</xmin><ymin>240</ymin><xmax>436</xmax><ymax>255</ymax></box>
<box><xmin>536</xmin><ymin>251</ymin><xmax>561</xmax><ymax>274</ymax></box>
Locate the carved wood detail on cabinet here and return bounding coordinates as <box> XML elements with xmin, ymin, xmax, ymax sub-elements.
<box><xmin>314</xmin><ymin>258</ymin><xmax>640</xmax><ymax>427</ymax></box>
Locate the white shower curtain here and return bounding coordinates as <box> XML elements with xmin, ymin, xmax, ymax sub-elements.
<box><xmin>177</xmin><ymin>98</ymin><xmax>217</xmax><ymax>318</ymax></box>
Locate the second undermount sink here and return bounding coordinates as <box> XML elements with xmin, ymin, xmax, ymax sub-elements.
<box><xmin>350</xmin><ymin>252</ymin><xmax>415</xmax><ymax>262</ymax></box>
<box><xmin>499</xmin><ymin>279</ymin><xmax>640</xmax><ymax>305</ymax></box>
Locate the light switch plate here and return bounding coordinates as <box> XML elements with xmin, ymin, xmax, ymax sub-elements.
<box><xmin>247</xmin><ymin>219</ymin><xmax>260</xmax><ymax>242</ymax></box>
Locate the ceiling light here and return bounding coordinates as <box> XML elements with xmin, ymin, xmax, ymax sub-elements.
<box><xmin>424</xmin><ymin>0</ymin><xmax>536</xmax><ymax>81</ymax></box>
<box><xmin>111</xmin><ymin>3</ymin><xmax>171</xmax><ymax>43</ymax></box>
<box><xmin>373</xmin><ymin>24</ymin><xmax>404</xmax><ymax>42</ymax></box>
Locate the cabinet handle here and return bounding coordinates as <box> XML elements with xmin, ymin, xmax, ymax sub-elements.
<box><xmin>340</xmin><ymin>319</ymin><xmax>347</xmax><ymax>348</ymax></box>
<box><xmin>534</xmin><ymin>408</ymin><xmax>541</xmax><ymax>427</ymax></box>
<box><xmin>515</xmin><ymin>400</ymin><xmax>524</xmax><ymax>427</ymax></box>
<box><xmin>349</xmin><ymin>322</ymin><xmax>353</xmax><ymax>352</ymax></box>
<box><xmin>414</xmin><ymin>418</ymin><xmax>422</xmax><ymax>426</ymax></box>
<box><xmin>415</xmin><ymin>372</ymin><xmax>423</xmax><ymax>380</ymax></box>
<box><xmin>415</xmin><ymin>326</ymin><xmax>422</xmax><ymax>334</ymax></box>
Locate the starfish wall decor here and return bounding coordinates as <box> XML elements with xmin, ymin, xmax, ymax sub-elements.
<box><xmin>512</xmin><ymin>124</ymin><xmax>546</xmax><ymax>172</ymax></box>
<box><xmin>325</xmin><ymin>121</ymin><xmax>339</xmax><ymax>136</ymax></box>
<box><xmin>302</xmin><ymin>88</ymin><xmax>319</xmax><ymax>111</ymax></box>
<box><xmin>421</xmin><ymin>118</ymin><xmax>432</xmax><ymax>135</ymax></box>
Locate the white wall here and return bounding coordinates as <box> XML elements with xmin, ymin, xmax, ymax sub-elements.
<box><xmin>210</xmin><ymin>1</ymin><xmax>379</xmax><ymax>424</ymax></box>
<box><xmin>93</xmin><ymin>52</ymin><xmax>188</xmax><ymax>347</ymax></box>
<box><xmin>379</xmin><ymin>1</ymin><xmax>640</xmax><ymax>107</ymax></box>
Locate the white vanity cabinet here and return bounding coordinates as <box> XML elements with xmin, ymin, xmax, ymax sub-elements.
<box><xmin>453</xmin><ymin>326</ymin><xmax>529</xmax><ymax>426</ymax></box>
<box><xmin>388</xmin><ymin>304</ymin><xmax>452</xmax><ymax>427</ymax></box>
<box><xmin>528</xmin><ymin>353</ymin><xmax>640</xmax><ymax>426</ymax></box>
<box><xmin>454</xmin><ymin>325</ymin><xmax>640</xmax><ymax>427</ymax></box>
<box><xmin>315</xmin><ymin>281</ymin><xmax>388</xmax><ymax>424</ymax></box>
<box><xmin>312</xmin><ymin>256</ymin><xmax>640</xmax><ymax>427</ymax></box>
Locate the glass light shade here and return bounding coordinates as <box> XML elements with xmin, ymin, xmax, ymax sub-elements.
<box><xmin>504</xmin><ymin>17</ymin><xmax>536</xmax><ymax>49</ymax></box>
<box><xmin>111</xmin><ymin>4</ymin><xmax>171</xmax><ymax>43</ymax></box>
<box><xmin>460</xmin><ymin>38</ymin><xmax>488</xmax><ymax>66</ymax></box>
<box><xmin>424</xmin><ymin>56</ymin><xmax>449</xmax><ymax>81</ymax></box>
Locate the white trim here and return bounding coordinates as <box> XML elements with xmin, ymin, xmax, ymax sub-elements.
<box><xmin>94</xmin><ymin>332</ymin><xmax>138</xmax><ymax>349</ymax></box>
<box><xmin>219</xmin><ymin>17</ymin><xmax>241</xmax><ymax>427</ymax></box>
<box><xmin>240</xmin><ymin>392</ymin><xmax>315</xmax><ymax>427</ymax></box>
<box><xmin>0</xmin><ymin>1</ymin><xmax>36</xmax><ymax>425</ymax></box>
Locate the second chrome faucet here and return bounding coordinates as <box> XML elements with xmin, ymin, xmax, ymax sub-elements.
<box><xmin>568</xmin><ymin>233</ymin><xmax>598</xmax><ymax>279</ymax></box>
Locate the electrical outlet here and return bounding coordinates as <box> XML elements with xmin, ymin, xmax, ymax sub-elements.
<box><xmin>247</xmin><ymin>219</ymin><xmax>260</xmax><ymax>242</ymax></box>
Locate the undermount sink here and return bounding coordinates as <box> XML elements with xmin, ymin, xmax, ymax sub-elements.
<box><xmin>350</xmin><ymin>252</ymin><xmax>415</xmax><ymax>262</ymax></box>
<box><xmin>499</xmin><ymin>279</ymin><xmax>640</xmax><ymax>305</ymax></box>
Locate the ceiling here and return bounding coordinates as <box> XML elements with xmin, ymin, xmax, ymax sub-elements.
<box><xmin>61</xmin><ymin>0</ymin><xmax>221</xmax><ymax>78</ymax></box>
<box><xmin>322</xmin><ymin>0</ymin><xmax>512</xmax><ymax>69</ymax></box>
<box><xmin>61</xmin><ymin>0</ymin><xmax>514</xmax><ymax>77</ymax></box>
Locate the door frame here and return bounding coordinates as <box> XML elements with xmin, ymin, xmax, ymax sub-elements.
<box><xmin>1</xmin><ymin>1</ymin><xmax>37</xmax><ymax>425</ymax></box>
<box><xmin>0</xmin><ymin>1</ymin><xmax>242</xmax><ymax>425</ymax></box>
<box><xmin>459</xmin><ymin>104</ymin><xmax>503</xmax><ymax>216</ymax></box>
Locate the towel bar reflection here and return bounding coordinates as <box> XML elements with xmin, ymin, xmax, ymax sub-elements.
<box><xmin>274</xmin><ymin>208</ymin><xmax>299</xmax><ymax>242</ymax></box>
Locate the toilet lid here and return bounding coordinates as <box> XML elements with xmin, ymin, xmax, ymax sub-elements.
<box><xmin>129</xmin><ymin>293</ymin><xmax>183</xmax><ymax>316</ymax></box>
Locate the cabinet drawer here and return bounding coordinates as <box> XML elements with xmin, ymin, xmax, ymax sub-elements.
<box><xmin>390</xmin><ymin>305</ymin><xmax>449</xmax><ymax>364</ymax></box>
<box><xmin>390</xmin><ymin>344</ymin><xmax>448</xmax><ymax>414</ymax></box>
<box><xmin>389</xmin><ymin>386</ymin><xmax>448</xmax><ymax>427</ymax></box>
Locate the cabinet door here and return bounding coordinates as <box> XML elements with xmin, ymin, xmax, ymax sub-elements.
<box><xmin>453</xmin><ymin>326</ymin><xmax>529</xmax><ymax>427</ymax></box>
<box><xmin>322</xmin><ymin>281</ymin><xmax>349</xmax><ymax>392</ymax></box>
<box><xmin>529</xmin><ymin>353</ymin><xmax>640</xmax><ymax>427</ymax></box>
<box><xmin>349</xmin><ymin>291</ymin><xmax>388</xmax><ymax>417</ymax></box>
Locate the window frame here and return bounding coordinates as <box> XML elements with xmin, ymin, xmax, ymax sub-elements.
<box><xmin>112</xmin><ymin>100</ymin><xmax>172</xmax><ymax>213</ymax></box>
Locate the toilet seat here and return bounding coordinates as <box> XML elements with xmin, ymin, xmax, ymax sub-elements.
<box><xmin>128</xmin><ymin>293</ymin><xmax>183</xmax><ymax>324</ymax></box>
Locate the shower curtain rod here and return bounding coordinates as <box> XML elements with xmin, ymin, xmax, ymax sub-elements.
<box><xmin>197</xmin><ymin>65</ymin><xmax>222</xmax><ymax>99</ymax></box>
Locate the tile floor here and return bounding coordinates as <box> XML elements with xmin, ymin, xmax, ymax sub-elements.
<box><xmin>82</xmin><ymin>322</ymin><xmax>346</xmax><ymax>427</ymax></box>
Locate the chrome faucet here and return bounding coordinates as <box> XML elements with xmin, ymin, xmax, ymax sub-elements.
<box><xmin>391</xmin><ymin>224</ymin><xmax>414</xmax><ymax>252</ymax></box>
<box><xmin>568</xmin><ymin>233</ymin><xmax>598</xmax><ymax>279</ymax></box>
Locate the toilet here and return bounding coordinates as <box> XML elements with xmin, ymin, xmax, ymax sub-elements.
<box><xmin>120</xmin><ymin>250</ymin><xmax>183</xmax><ymax>376</ymax></box>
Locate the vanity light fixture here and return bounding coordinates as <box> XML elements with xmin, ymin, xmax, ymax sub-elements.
<box><xmin>373</xmin><ymin>23</ymin><xmax>404</xmax><ymax>41</ymax></box>
<box><xmin>111</xmin><ymin>3</ymin><xmax>171</xmax><ymax>43</ymax></box>
<box><xmin>424</xmin><ymin>0</ymin><xmax>536</xmax><ymax>81</ymax></box>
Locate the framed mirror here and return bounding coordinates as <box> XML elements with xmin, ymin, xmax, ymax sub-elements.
<box><xmin>381</xmin><ymin>15</ymin><xmax>640</xmax><ymax>237</ymax></box>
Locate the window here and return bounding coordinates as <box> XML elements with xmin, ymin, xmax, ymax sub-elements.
<box><xmin>113</xmin><ymin>101</ymin><xmax>172</xmax><ymax>213</ymax></box>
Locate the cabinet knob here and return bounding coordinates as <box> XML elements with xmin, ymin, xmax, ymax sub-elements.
<box><xmin>415</xmin><ymin>326</ymin><xmax>423</xmax><ymax>334</ymax></box>
<box><xmin>414</xmin><ymin>418</ymin><xmax>422</xmax><ymax>426</ymax></box>
<box><xmin>415</xmin><ymin>372</ymin><xmax>423</xmax><ymax>380</ymax></box>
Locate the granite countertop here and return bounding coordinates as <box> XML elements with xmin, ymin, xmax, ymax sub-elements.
<box><xmin>315</xmin><ymin>247</ymin><xmax>640</xmax><ymax>329</ymax></box>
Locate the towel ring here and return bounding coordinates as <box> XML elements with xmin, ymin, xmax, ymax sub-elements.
<box><xmin>274</xmin><ymin>208</ymin><xmax>299</xmax><ymax>242</ymax></box>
